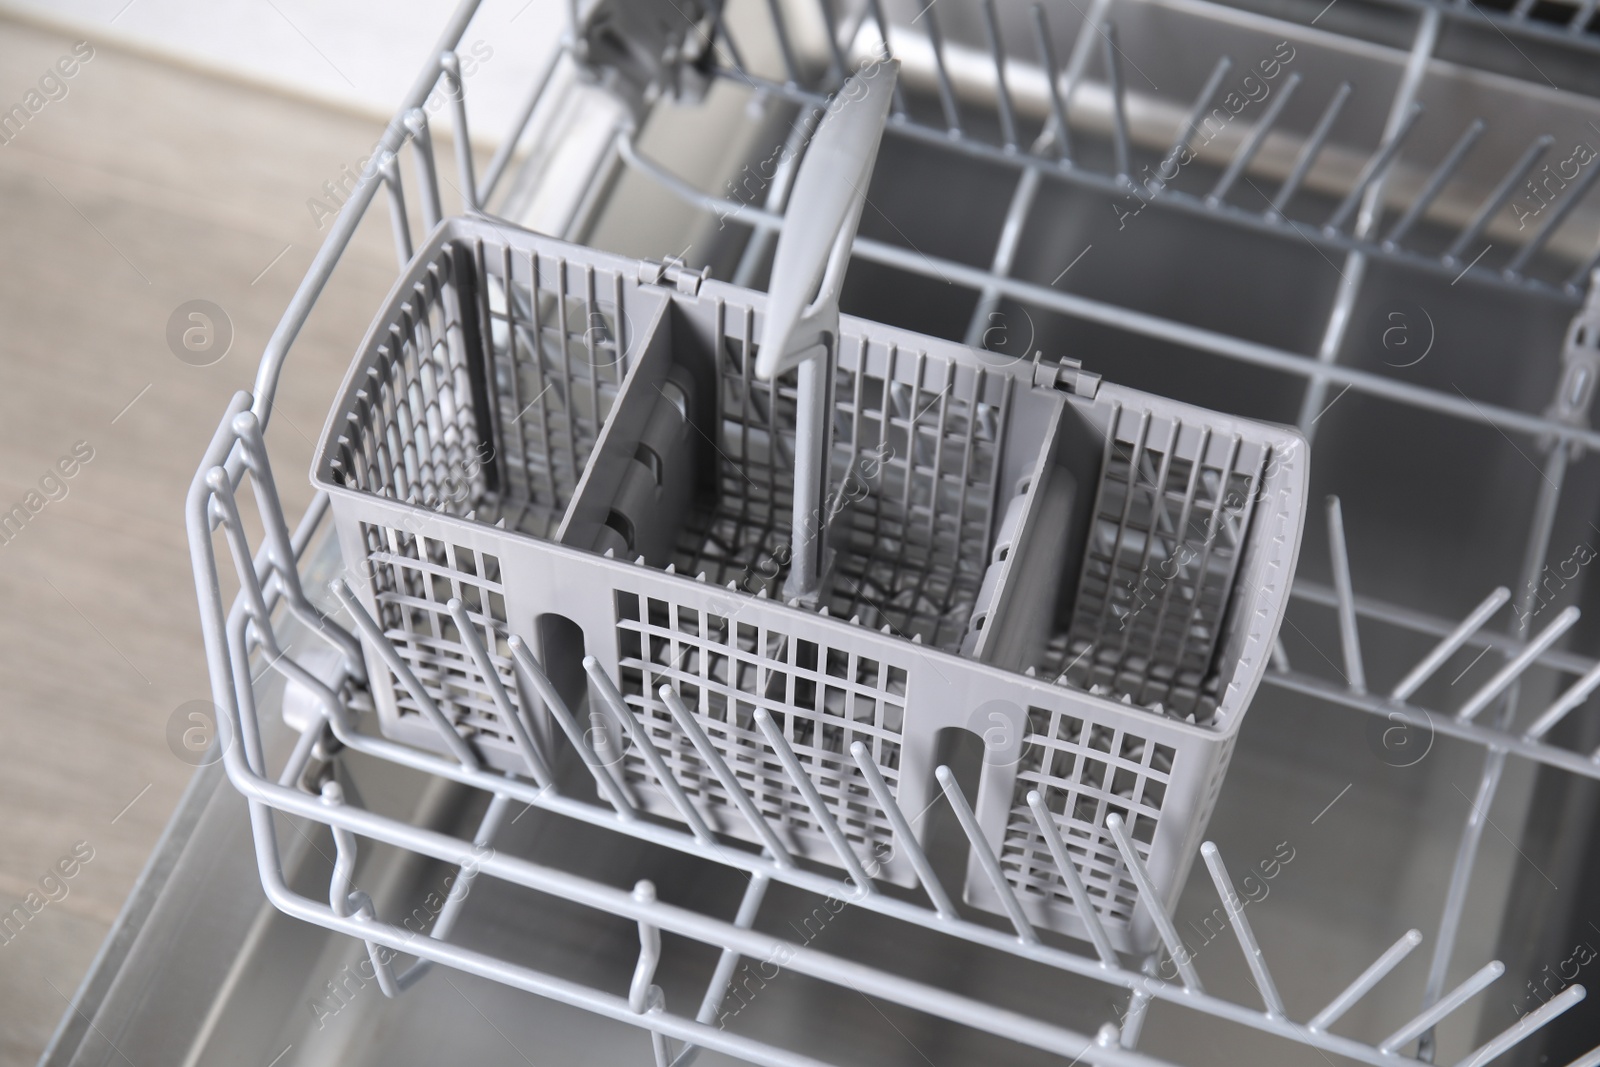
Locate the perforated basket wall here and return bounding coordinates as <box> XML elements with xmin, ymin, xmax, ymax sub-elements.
<box><xmin>315</xmin><ymin>218</ymin><xmax>1308</xmax><ymax>951</ymax></box>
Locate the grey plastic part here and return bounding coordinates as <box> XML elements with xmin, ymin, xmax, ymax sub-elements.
<box><xmin>310</xmin><ymin>215</ymin><xmax>1308</xmax><ymax>950</ymax></box>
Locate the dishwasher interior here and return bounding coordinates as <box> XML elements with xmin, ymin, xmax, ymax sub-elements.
<box><xmin>44</xmin><ymin>0</ymin><xmax>1600</xmax><ymax>1064</ymax></box>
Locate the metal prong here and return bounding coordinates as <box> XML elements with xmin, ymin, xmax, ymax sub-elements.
<box><xmin>1026</xmin><ymin>791</ymin><xmax>1117</xmax><ymax>963</ymax></box>
<box><xmin>922</xmin><ymin>1</ymin><xmax>961</xmax><ymax>134</ymax></box>
<box><xmin>1325</xmin><ymin>103</ymin><xmax>1423</xmax><ymax>234</ymax></box>
<box><xmin>403</xmin><ymin>109</ymin><xmax>443</xmax><ymax>231</ymax></box>
<box><xmin>1103</xmin><ymin>24</ymin><xmax>1130</xmax><ymax>182</ymax></box>
<box><xmin>1106</xmin><ymin>813</ymin><xmax>1203</xmax><ymax>992</ymax></box>
<box><xmin>936</xmin><ymin>766</ymin><xmax>1037</xmax><ymax>943</ymax></box>
<box><xmin>765</xmin><ymin>0</ymin><xmax>802</xmax><ymax>86</ymax></box>
<box><xmin>980</xmin><ymin>0</ymin><xmax>1017</xmax><ymax>149</ymax></box>
<box><xmin>1384</xmin><ymin>119</ymin><xmax>1485</xmax><ymax>248</ymax></box>
<box><xmin>1379</xmin><ymin>960</ymin><xmax>1504</xmax><ymax>1053</ymax></box>
<box><xmin>584</xmin><ymin>657</ymin><xmax>715</xmax><ymax>844</ymax></box>
<box><xmin>850</xmin><ymin>742</ymin><xmax>957</xmax><ymax>919</ymax></box>
<box><xmin>508</xmin><ymin>635</ymin><xmax>634</xmax><ymax>817</ymax></box>
<box><xmin>754</xmin><ymin>707</ymin><xmax>876</xmax><ymax>892</ymax></box>
<box><xmin>447</xmin><ymin>598</ymin><xmax>552</xmax><ymax>788</ymax></box>
<box><xmin>657</xmin><ymin>686</ymin><xmax>794</xmax><ymax>867</ymax></box>
<box><xmin>1506</xmin><ymin>160</ymin><xmax>1600</xmax><ymax>277</ymax></box>
<box><xmin>331</xmin><ymin>579</ymin><xmax>480</xmax><ymax>769</ymax></box>
<box><xmin>1208</xmin><ymin>73</ymin><xmax>1301</xmax><ymax>206</ymax></box>
<box><xmin>439</xmin><ymin>53</ymin><xmax>479</xmax><ymax>212</ymax></box>
<box><xmin>1390</xmin><ymin>587</ymin><xmax>1511</xmax><ymax>702</ymax></box>
<box><xmin>1308</xmin><ymin>929</ymin><xmax>1423</xmax><ymax>1031</ymax></box>
<box><xmin>1525</xmin><ymin>656</ymin><xmax>1600</xmax><ymax>740</ymax></box>
<box><xmin>1164</xmin><ymin>56</ymin><xmax>1232</xmax><ymax>186</ymax></box>
<box><xmin>1271</xmin><ymin>81</ymin><xmax>1351</xmax><ymax>218</ymax></box>
<box><xmin>1456</xmin><ymin>605</ymin><xmax>1580</xmax><ymax>722</ymax></box>
<box><xmin>1326</xmin><ymin>495</ymin><xmax>1366</xmax><ymax>694</ymax></box>
<box><xmin>1455</xmin><ymin>984</ymin><xmax>1586</xmax><ymax>1067</ymax></box>
<box><xmin>1446</xmin><ymin>135</ymin><xmax>1553</xmax><ymax>264</ymax></box>
<box><xmin>1032</xmin><ymin>5</ymin><xmax>1071</xmax><ymax>162</ymax></box>
<box><xmin>1200</xmin><ymin>842</ymin><xmax>1285</xmax><ymax>1016</ymax></box>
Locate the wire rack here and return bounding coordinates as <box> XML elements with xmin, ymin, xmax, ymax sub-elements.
<box><xmin>184</xmin><ymin>0</ymin><xmax>1600</xmax><ymax>1064</ymax></box>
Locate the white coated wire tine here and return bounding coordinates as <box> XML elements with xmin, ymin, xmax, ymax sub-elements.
<box><xmin>813</xmin><ymin>0</ymin><xmax>847</xmax><ymax>82</ymax></box>
<box><xmin>1025</xmin><ymin>790</ymin><xmax>1117</xmax><ymax>963</ymax></box>
<box><xmin>1271</xmin><ymin>81</ymin><xmax>1352</xmax><ymax>218</ymax></box>
<box><xmin>1103</xmin><ymin>23</ymin><xmax>1131</xmax><ymax>181</ymax></box>
<box><xmin>1270</xmin><ymin>635</ymin><xmax>1291</xmax><ymax>673</ymax></box>
<box><xmin>446</xmin><ymin>597</ymin><xmax>553</xmax><ymax>788</ymax></box>
<box><xmin>230</xmin><ymin>412</ymin><xmax>366</xmax><ymax>677</ymax></box>
<box><xmin>1308</xmin><ymin>928</ymin><xmax>1423</xmax><ymax>1031</ymax></box>
<box><xmin>1384</xmin><ymin>119</ymin><xmax>1485</xmax><ymax>248</ymax></box>
<box><xmin>1456</xmin><ymin>605</ymin><xmax>1580</xmax><ymax>722</ymax></box>
<box><xmin>1454</xmin><ymin>984</ymin><xmax>1586</xmax><ymax>1067</ymax></box>
<box><xmin>1524</xmin><ymin>655</ymin><xmax>1600</xmax><ymax>740</ymax></box>
<box><xmin>1199</xmin><ymin>843</ymin><xmax>1285</xmax><ymax>1017</ymax></box>
<box><xmin>403</xmin><ymin>109</ymin><xmax>443</xmax><ymax>232</ymax></box>
<box><xmin>584</xmin><ymin>656</ymin><xmax>716</xmax><ymax>844</ymax></box>
<box><xmin>331</xmin><ymin>578</ymin><xmax>482</xmax><ymax>769</ymax></box>
<box><xmin>507</xmin><ymin>635</ymin><xmax>636</xmax><ymax>819</ymax></box>
<box><xmin>935</xmin><ymin>766</ymin><xmax>1038</xmax><ymax>943</ymax></box>
<box><xmin>763</xmin><ymin>0</ymin><xmax>803</xmax><ymax>86</ymax></box>
<box><xmin>850</xmin><ymin>741</ymin><xmax>958</xmax><ymax>919</ymax></box>
<box><xmin>753</xmin><ymin>708</ymin><xmax>876</xmax><ymax>893</ymax></box>
<box><xmin>1106</xmin><ymin>813</ymin><xmax>1203</xmax><ymax>992</ymax></box>
<box><xmin>979</xmin><ymin>0</ymin><xmax>1017</xmax><ymax>149</ymax></box>
<box><xmin>657</xmin><ymin>685</ymin><xmax>794</xmax><ymax>867</ymax></box>
<box><xmin>1390</xmin><ymin>587</ymin><xmax>1511</xmax><ymax>702</ymax></box>
<box><xmin>864</xmin><ymin>0</ymin><xmax>907</xmax><ymax>117</ymax></box>
<box><xmin>1446</xmin><ymin>134</ymin><xmax>1553</xmax><ymax>263</ymax></box>
<box><xmin>1165</xmin><ymin>56</ymin><xmax>1233</xmax><ymax>178</ymax></box>
<box><xmin>1326</xmin><ymin>496</ymin><xmax>1367</xmax><ymax>694</ymax></box>
<box><xmin>922</xmin><ymin>0</ymin><xmax>962</xmax><ymax>134</ymax></box>
<box><xmin>1506</xmin><ymin>159</ymin><xmax>1600</xmax><ymax>276</ymax></box>
<box><xmin>691</xmin><ymin>874</ymin><xmax>770</xmax><ymax>1026</ymax></box>
<box><xmin>1325</xmin><ymin>103</ymin><xmax>1422</xmax><ymax>233</ymax></box>
<box><xmin>1569</xmin><ymin>0</ymin><xmax>1600</xmax><ymax>28</ymax></box>
<box><xmin>1562</xmin><ymin>1041</ymin><xmax>1600</xmax><ymax>1067</ymax></box>
<box><xmin>1208</xmin><ymin>72</ymin><xmax>1301</xmax><ymax>206</ymax></box>
<box><xmin>379</xmin><ymin>154</ymin><xmax>413</xmax><ymax>266</ymax></box>
<box><xmin>630</xmin><ymin>880</ymin><xmax>663</xmax><ymax>1013</ymax></box>
<box><xmin>1031</xmin><ymin>4</ymin><xmax>1071</xmax><ymax>162</ymax></box>
<box><xmin>440</xmin><ymin>53</ymin><xmax>480</xmax><ymax>212</ymax></box>
<box><xmin>1380</xmin><ymin>960</ymin><xmax>1504</xmax><ymax>1053</ymax></box>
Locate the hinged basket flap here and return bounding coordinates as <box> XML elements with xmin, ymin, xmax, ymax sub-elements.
<box><xmin>313</xmin><ymin>214</ymin><xmax>1308</xmax><ymax>950</ymax></box>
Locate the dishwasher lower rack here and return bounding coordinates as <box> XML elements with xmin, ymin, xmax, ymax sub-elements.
<box><xmin>305</xmin><ymin>215</ymin><xmax>1305</xmax><ymax>952</ymax></box>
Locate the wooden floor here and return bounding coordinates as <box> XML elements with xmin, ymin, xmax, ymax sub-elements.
<box><xmin>0</xmin><ymin>18</ymin><xmax>401</xmax><ymax>1064</ymax></box>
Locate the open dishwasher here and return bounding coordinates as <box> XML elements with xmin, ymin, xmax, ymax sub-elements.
<box><xmin>40</xmin><ymin>0</ymin><xmax>1600</xmax><ymax>1064</ymax></box>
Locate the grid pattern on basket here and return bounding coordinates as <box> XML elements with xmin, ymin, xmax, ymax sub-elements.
<box><xmin>331</xmin><ymin>257</ymin><xmax>487</xmax><ymax>519</ymax></box>
<box><xmin>670</xmin><ymin>304</ymin><xmax>796</xmax><ymax>595</ymax></box>
<box><xmin>363</xmin><ymin>522</ymin><xmax>518</xmax><ymax>746</ymax></box>
<box><xmin>1055</xmin><ymin>412</ymin><xmax>1264</xmax><ymax>719</ymax></box>
<box><xmin>329</xmin><ymin>240</ymin><xmax>631</xmax><ymax>543</ymax></box>
<box><xmin>613</xmin><ymin>589</ymin><xmax>907</xmax><ymax>857</ymax></box>
<box><xmin>477</xmin><ymin>241</ymin><xmax>630</xmax><ymax>539</ymax></box>
<box><xmin>669</xmin><ymin>317</ymin><xmax>1006</xmax><ymax>652</ymax></box>
<box><xmin>998</xmin><ymin>702</ymin><xmax>1175</xmax><ymax>925</ymax></box>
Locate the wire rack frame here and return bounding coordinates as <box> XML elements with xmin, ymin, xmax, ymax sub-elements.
<box><xmin>182</xmin><ymin>0</ymin><xmax>1600</xmax><ymax>1063</ymax></box>
<box><xmin>686</xmin><ymin>0</ymin><xmax>1600</xmax><ymax>296</ymax></box>
<box><xmin>191</xmin><ymin>387</ymin><xmax>1596</xmax><ymax>1067</ymax></box>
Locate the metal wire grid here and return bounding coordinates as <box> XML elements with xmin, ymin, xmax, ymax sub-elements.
<box><xmin>192</xmin><ymin>392</ymin><xmax>1589</xmax><ymax>1067</ymax></box>
<box><xmin>680</xmin><ymin>0</ymin><xmax>1600</xmax><ymax>298</ymax></box>
<box><xmin>1058</xmin><ymin>413</ymin><xmax>1266</xmax><ymax>720</ymax></box>
<box><xmin>176</xmin><ymin>2</ymin><xmax>1600</xmax><ymax>1064</ymax></box>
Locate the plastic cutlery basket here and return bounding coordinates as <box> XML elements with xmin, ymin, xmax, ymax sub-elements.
<box><xmin>313</xmin><ymin>215</ymin><xmax>1308</xmax><ymax>950</ymax></box>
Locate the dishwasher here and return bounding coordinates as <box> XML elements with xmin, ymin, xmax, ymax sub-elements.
<box><xmin>39</xmin><ymin>0</ymin><xmax>1600</xmax><ymax>1064</ymax></box>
